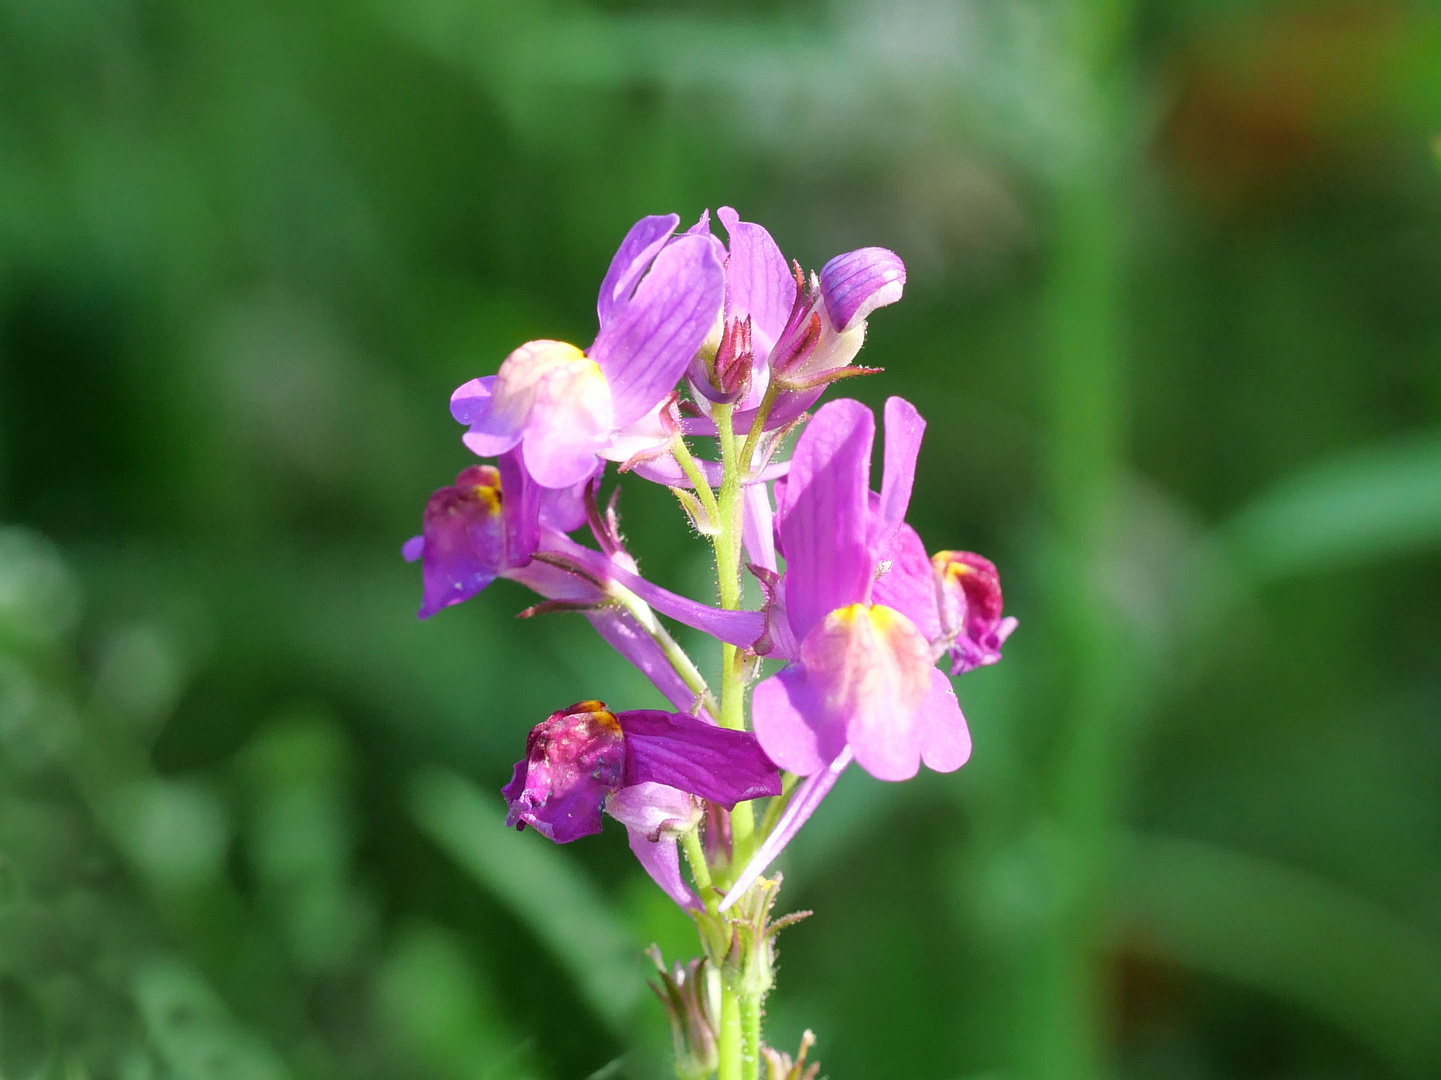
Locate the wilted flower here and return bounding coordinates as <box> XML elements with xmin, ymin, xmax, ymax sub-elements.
<box><xmin>503</xmin><ymin>701</ymin><xmax>781</xmax><ymax>907</ymax></box>
<box><xmin>932</xmin><ymin>549</ymin><xmax>1017</xmax><ymax>674</ymax></box>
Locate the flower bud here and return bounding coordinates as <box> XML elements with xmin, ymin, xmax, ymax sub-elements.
<box><xmin>647</xmin><ymin>948</ymin><xmax>719</xmax><ymax>1080</ymax></box>
<box><xmin>688</xmin><ymin>316</ymin><xmax>755</xmax><ymax>405</ymax></box>
<box><xmin>931</xmin><ymin>550</ymin><xmax>1017</xmax><ymax>674</ymax></box>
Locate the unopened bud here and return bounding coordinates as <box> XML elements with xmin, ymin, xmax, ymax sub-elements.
<box><xmin>647</xmin><ymin>948</ymin><xmax>719</xmax><ymax>1080</ymax></box>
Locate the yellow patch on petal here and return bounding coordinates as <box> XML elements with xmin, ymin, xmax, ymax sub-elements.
<box><xmin>932</xmin><ymin>550</ymin><xmax>971</xmax><ymax>580</ymax></box>
<box><xmin>564</xmin><ymin>700</ymin><xmax>622</xmax><ymax>736</ymax></box>
<box><xmin>468</xmin><ymin>465</ymin><xmax>503</xmax><ymax>514</ymax></box>
<box><xmin>491</xmin><ymin>339</ymin><xmax>611</xmax><ymax>432</ymax></box>
<box><xmin>801</xmin><ymin>603</ymin><xmax>932</xmax><ymax>726</ymax></box>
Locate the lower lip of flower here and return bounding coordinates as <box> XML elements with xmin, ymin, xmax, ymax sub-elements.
<box><xmin>802</xmin><ymin>602</ymin><xmax>932</xmax><ymax>721</ymax></box>
<box><xmin>492</xmin><ymin>339</ymin><xmax>611</xmax><ymax>428</ymax></box>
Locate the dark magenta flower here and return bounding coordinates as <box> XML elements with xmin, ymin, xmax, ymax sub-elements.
<box><xmin>503</xmin><ymin>701</ymin><xmax>780</xmax><ymax>841</ymax></box>
<box><xmin>449</xmin><ymin>215</ymin><xmax>725</xmax><ymax>488</ymax></box>
<box><xmin>503</xmin><ymin>701</ymin><xmax>782</xmax><ymax>908</ymax></box>
<box><xmin>932</xmin><ymin>550</ymin><xmax>1017</xmax><ymax>674</ymax></box>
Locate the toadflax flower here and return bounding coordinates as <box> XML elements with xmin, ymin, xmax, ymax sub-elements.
<box><xmin>682</xmin><ymin>207</ymin><xmax>907</xmax><ymax>432</ymax></box>
<box><xmin>723</xmin><ymin>396</ymin><xmax>1013</xmax><ymax>907</ymax></box>
<box><xmin>931</xmin><ymin>550</ymin><xmax>1017</xmax><ymax>674</ymax></box>
<box><xmin>403</xmin><ymin>452</ymin><xmax>594</xmax><ymax>619</ymax></box>
<box><xmin>504</xmin><ymin>701</ymin><xmax>781</xmax><ymax>907</ymax></box>
<box><xmin>450</xmin><ymin>215</ymin><xmax>725</xmax><ymax>488</ymax></box>
<box><xmin>752</xmin><ymin>396</ymin><xmax>971</xmax><ymax>781</ymax></box>
<box><xmin>405</xmin><ymin>451</ymin><xmax>767</xmax><ymax>716</ymax></box>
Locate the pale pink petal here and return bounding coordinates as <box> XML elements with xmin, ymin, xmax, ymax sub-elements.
<box><xmin>625</xmin><ymin>826</ymin><xmax>701</xmax><ymax>911</ymax></box>
<box><xmin>918</xmin><ymin>668</ymin><xmax>971</xmax><ymax>772</ymax></box>
<box><xmin>743</xmin><ymin>481</ymin><xmax>777</xmax><ymax>573</ymax></box>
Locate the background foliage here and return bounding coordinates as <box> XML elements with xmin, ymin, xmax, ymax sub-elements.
<box><xmin>1</xmin><ymin>0</ymin><xmax>1439</xmax><ymax>1077</ymax></box>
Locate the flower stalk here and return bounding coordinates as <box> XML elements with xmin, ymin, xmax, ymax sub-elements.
<box><xmin>408</xmin><ymin>207</ymin><xmax>1011</xmax><ymax>1080</ymax></box>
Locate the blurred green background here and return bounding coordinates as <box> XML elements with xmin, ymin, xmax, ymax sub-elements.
<box><xmin>2</xmin><ymin>0</ymin><xmax>1440</xmax><ymax>1077</ymax></box>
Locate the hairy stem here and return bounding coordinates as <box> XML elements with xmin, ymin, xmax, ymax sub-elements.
<box><xmin>740</xmin><ymin>986</ymin><xmax>763</xmax><ymax>1080</ymax></box>
<box><xmin>681</xmin><ymin>826</ymin><xmax>717</xmax><ymax>917</ymax></box>
<box><xmin>736</xmin><ymin>385</ymin><xmax>781</xmax><ymax>479</ymax></box>
<box><xmin>672</xmin><ymin>436</ymin><xmax>722</xmax><ymax>523</ymax></box>
<box><xmin>718</xmin><ymin>987</ymin><xmax>743</xmax><ymax>1080</ymax></box>
<box><xmin>608</xmin><ymin>585</ymin><xmax>719</xmax><ymax>719</ymax></box>
<box><xmin>711</xmin><ymin>402</ymin><xmax>756</xmax><ymax>866</ymax></box>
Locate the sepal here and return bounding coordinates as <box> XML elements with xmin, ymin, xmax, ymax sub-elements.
<box><xmin>762</xmin><ymin>1031</ymin><xmax>820</xmax><ymax>1080</ymax></box>
<box><xmin>672</xmin><ymin>487</ymin><xmax>720</xmax><ymax>536</ymax></box>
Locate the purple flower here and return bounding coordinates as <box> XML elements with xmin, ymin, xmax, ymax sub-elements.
<box><xmin>752</xmin><ymin>396</ymin><xmax>970</xmax><ymax>782</ymax></box>
<box><xmin>722</xmin><ymin>397</ymin><xmax>982</xmax><ymax>910</ymax></box>
<box><xmin>684</xmin><ymin>208</ymin><xmax>906</xmax><ymax>431</ymax></box>
<box><xmin>404</xmin><ymin>465</ymin><xmax>765</xmax><ymax>648</ymax></box>
<box><xmin>450</xmin><ymin>215</ymin><xmax>725</xmax><ymax>488</ymax></box>
<box><xmin>503</xmin><ymin>701</ymin><xmax>782</xmax><ymax>908</ymax></box>
<box><xmin>503</xmin><ymin>702</ymin><xmax>627</xmax><ymax>844</ymax></box>
<box><xmin>405</xmin><ymin>452</ymin><xmax>593</xmax><ymax>618</ymax></box>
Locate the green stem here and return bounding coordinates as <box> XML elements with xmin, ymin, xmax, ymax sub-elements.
<box><xmin>740</xmin><ymin>987</ymin><xmax>763</xmax><ymax>1080</ymax></box>
<box><xmin>672</xmin><ymin>436</ymin><xmax>722</xmax><ymax>523</ymax></box>
<box><xmin>681</xmin><ymin>826</ymin><xmax>717</xmax><ymax>917</ymax></box>
<box><xmin>608</xmin><ymin>585</ymin><xmax>719</xmax><ymax>719</ymax></box>
<box><xmin>711</xmin><ymin>403</ymin><xmax>744</xmax><ymax>619</ymax></box>
<box><xmin>718</xmin><ymin>986</ymin><xmax>743</xmax><ymax>1080</ymax></box>
<box><xmin>710</xmin><ymin>402</ymin><xmax>756</xmax><ymax>866</ymax></box>
<box><xmin>736</xmin><ymin>385</ymin><xmax>781</xmax><ymax>478</ymax></box>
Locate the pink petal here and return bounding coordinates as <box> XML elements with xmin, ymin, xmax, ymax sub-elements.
<box><xmin>776</xmin><ymin>399</ymin><xmax>875</xmax><ymax>641</ymax></box>
<box><xmin>597</xmin><ymin>214</ymin><xmax>679</xmax><ymax>326</ymax></box>
<box><xmin>874</xmin><ymin>396</ymin><xmax>925</xmax><ymax>545</ymax></box>
<box><xmin>805</xmin><ymin>606</ymin><xmax>930</xmax><ymax>782</ymax></box>
<box><xmin>717</xmin><ymin>207</ymin><xmax>796</xmax><ymax>356</ymax></box>
<box><xmin>919</xmin><ymin>668</ymin><xmax>971</xmax><ymax>773</ymax></box>
<box><xmin>870</xmin><ymin>523</ymin><xmax>942</xmax><ymax>642</ymax></box>
<box><xmin>590</xmin><ymin>233</ymin><xmax>725</xmax><ymax>428</ymax></box>
<box><xmin>719</xmin><ymin>747</ymin><xmax>853</xmax><ymax>912</ymax></box>
<box><xmin>450</xmin><ymin>376</ymin><xmax>496</xmax><ymax>425</ymax></box>
<box><xmin>751</xmin><ymin>668</ymin><xmax>843</xmax><ymax>777</ymax></box>
<box><xmin>625</xmin><ymin>826</ymin><xmax>701</xmax><ymax>911</ymax></box>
